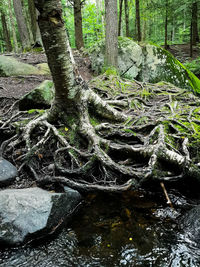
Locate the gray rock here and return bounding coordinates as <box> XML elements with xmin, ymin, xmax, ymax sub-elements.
<box><xmin>0</xmin><ymin>158</ymin><xmax>18</xmax><ymax>186</ymax></box>
<box><xmin>19</xmin><ymin>80</ymin><xmax>54</xmax><ymax>110</ymax></box>
<box><xmin>0</xmin><ymin>187</ymin><xmax>82</xmax><ymax>246</ymax></box>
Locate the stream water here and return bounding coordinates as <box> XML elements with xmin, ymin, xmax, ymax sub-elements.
<box><xmin>0</xmin><ymin>189</ymin><xmax>200</xmax><ymax>267</ymax></box>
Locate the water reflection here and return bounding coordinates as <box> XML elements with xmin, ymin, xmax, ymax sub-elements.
<box><xmin>0</xmin><ymin>190</ymin><xmax>199</xmax><ymax>267</ymax></box>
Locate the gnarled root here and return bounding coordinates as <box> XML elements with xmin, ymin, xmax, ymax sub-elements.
<box><xmin>1</xmin><ymin>80</ymin><xmax>200</xmax><ymax>193</ymax></box>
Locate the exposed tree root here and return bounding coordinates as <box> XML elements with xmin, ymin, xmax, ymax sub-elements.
<box><xmin>1</xmin><ymin>77</ymin><xmax>200</xmax><ymax>193</ymax></box>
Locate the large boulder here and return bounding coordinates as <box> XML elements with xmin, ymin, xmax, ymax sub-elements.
<box><xmin>140</xmin><ymin>44</ymin><xmax>200</xmax><ymax>93</ymax></box>
<box><xmin>89</xmin><ymin>37</ymin><xmax>143</xmax><ymax>78</ymax></box>
<box><xmin>0</xmin><ymin>158</ymin><xmax>18</xmax><ymax>186</ymax></box>
<box><xmin>19</xmin><ymin>80</ymin><xmax>54</xmax><ymax>110</ymax></box>
<box><xmin>89</xmin><ymin>37</ymin><xmax>200</xmax><ymax>94</ymax></box>
<box><xmin>0</xmin><ymin>187</ymin><xmax>82</xmax><ymax>246</ymax></box>
<box><xmin>0</xmin><ymin>55</ymin><xmax>49</xmax><ymax>77</ymax></box>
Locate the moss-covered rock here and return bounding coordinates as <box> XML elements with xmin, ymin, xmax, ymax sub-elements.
<box><xmin>0</xmin><ymin>55</ymin><xmax>48</xmax><ymax>77</ymax></box>
<box><xmin>36</xmin><ymin>63</ymin><xmax>51</xmax><ymax>75</ymax></box>
<box><xmin>89</xmin><ymin>38</ymin><xmax>200</xmax><ymax>93</ymax></box>
<box><xmin>140</xmin><ymin>44</ymin><xmax>200</xmax><ymax>94</ymax></box>
<box><xmin>19</xmin><ymin>80</ymin><xmax>54</xmax><ymax>110</ymax></box>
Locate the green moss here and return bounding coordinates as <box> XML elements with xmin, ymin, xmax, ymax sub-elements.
<box><xmin>102</xmin><ymin>66</ymin><xmax>118</xmax><ymax>76</ymax></box>
<box><xmin>90</xmin><ymin>117</ymin><xmax>100</xmax><ymax>126</ymax></box>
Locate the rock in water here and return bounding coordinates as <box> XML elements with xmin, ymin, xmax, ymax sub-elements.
<box><xmin>0</xmin><ymin>187</ymin><xmax>82</xmax><ymax>246</ymax></box>
<box><xmin>0</xmin><ymin>159</ymin><xmax>18</xmax><ymax>186</ymax></box>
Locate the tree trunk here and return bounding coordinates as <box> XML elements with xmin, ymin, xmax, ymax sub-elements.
<box><xmin>164</xmin><ymin>0</ymin><xmax>168</xmax><ymax>50</ymax></box>
<box><xmin>192</xmin><ymin>2</ymin><xmax>199</xmax><ymax>45</ymax></box>
<box><xmin>13</xmin><ymin>0</ymin><xmax>30</xmax><ymax>49</ymax></box>
<box><xmin>190</xmin><ymin>21</ymin><xmax>193</xmax><ymax>58</ymax></box>
<box><xmin>124</xmin><ymin>0</ymin><xmax>129</xmax><ymax>37</ymax></box>
<box><xmin>1</xmin><ymin>11</ymin><xmax>12</xmax><ymax>52</ymax></box>
<box><xmin>105</xmin><ymin>0</ymin><xmax>118</xmax><ymax>69</ymax></box>
<box><xmin>118</xmin><ymin>0</ymin><xmax>123</xmax><ymax>36</ymax></box>
<box><xmin>135</xmin><ymin>0</ymin><xmax>141</xmax><ymax>42</ymax></box>
<box><xmin>73</xmin><ymin>0</ymin><xmax>84</xmax><ymax>50</ymax></box>
<box><xmin>95</xmin><ymin>0</ymin><xmax>104</xmax><ymax>34</ymax></box>
<box><xmin>8</xmin><ymin>0</ymin><xmax>19</xmax><ymax>53</ymax></box>
<box><xmin>34</xmin><ymin>0</ymin><xmax>78</xmax><ymax>116</ymax></box>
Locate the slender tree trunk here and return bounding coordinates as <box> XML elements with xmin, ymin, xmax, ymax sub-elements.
<box><xmin>164</xmin><ymin>0</ymin><xmax>168</xmax><ymax>49</ymax></box>
<box><xmin>192</xmin><ymin>2</ymin><xmax>199</xmax><ymax>45</ymax></box>
<box><xmin>1</xmin><ymin>11</ymin><xmax>12</xmax><ymax>52</ymax></box>
<box><xmin>95</xmin><ymin>0</ymin><xmax>104</xmax><ymax>34</ymax></box>
<box><xmin>105</xmin><ymin>0</ymin><xmax>118</xmax><ymax>69</ymax></box>
<box><xmin>135</xmin><ymin>0</ymin><xmax>141</xmax><ymax>42</ymax></box>
<box><xmin>13</xmin><ymin>0</ymin><xmax>30</xmax><ymax>49</ymax></box>
<box><xmin>8</xmin><ymin>0</ymin><xmax>19</xmax><ymax>53</ymax></box>
<box><xmin>73</xmin><ymin>0</ymin><xmax>84</xmax><ymax>50</ymax></box>
<box><xmin>190</xmin><ymin>19</ymin><xmax>193</xmax><ymax>57</ymax></box>
<box><xmin>118</xmin><ymin>0</ymin><xmax>123</xmax><ymax>36</ymax></box>
<box><xmin>28</xmin><ymin>0</ymin><xmax>42</xmax><ymax>45</ymax></box>
<box><xmin>124</xmin><ymin>0</ymin><xmax>129</xmax><ymax>37</ymax></box>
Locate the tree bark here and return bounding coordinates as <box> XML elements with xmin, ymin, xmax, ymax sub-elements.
<box><xmin>1</xmin><ymin>11</ymin><xmax>12</xmax><ymax>52</ymax></box>
<box><xmin>105</xmin><ymin>0</ymin><xmax>118</xmax><ymax>69</ymax></box>
<box><xmin>164</xmin><ymin>0</ymin><xmax>168</xmax><ymax>50</ymax></box>
<box><xmin>192</xmin><ymin>2</ymin><xmax>199</xmax><ymax>45</ymax></box>
<box><xmin>73</xmin><ymin>0</ymin><xmax>84</xmax><ymax>50</ymax></box>
<box><xmin>118</xmin><ymin>0</ymin><xmax>123</xmax><ymax>36</ymax></box>
<box><xmin>8</xmin><ymin>0</ymin><xmax>19</xmax><ymax>53</ymax></box>
<box><xmin>124</xmin><ymin>0</ymin><xmax>129</xmax><ymax>37</ymax></box>
<box><xmin>135</xmin><ymin>0</ymin><xmax>141</xmax><ymax>42</ymax></box>
<box><xmin>28</xmin><ymin>0</ymin><xmax>42</xmax><ymax>45</ymax></box>
<box><xmin>13</xmin><ymin>0</ymin><xmax>30</xmax><ymax>49</ymax></box>
<box><xmin>34</xmin><ymin>0</ymin><xmax>78</xmax><ymax>116</ymax></box>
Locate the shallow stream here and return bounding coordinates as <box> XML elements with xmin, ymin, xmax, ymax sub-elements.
<box><xmin>0</xmin><ymin>189</ymin><xmax>200</xmax><ymax>267</ymax></box>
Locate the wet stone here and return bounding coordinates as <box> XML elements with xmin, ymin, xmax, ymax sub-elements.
<box><xmin>181</xmin><ymin>205</ymin><xmax>200</xmax><ymax>245</ymax></box>
<box><xmin>0</xmin><ymin>187</ymin><xmax>82</xmax><ymax>246</ymax></box>
<box><xmin>0</xmin><ymin>158</ymin><xmax>18</xmax><ymax>186</ymax></box>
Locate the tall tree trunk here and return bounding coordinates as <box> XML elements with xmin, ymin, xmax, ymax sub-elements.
<box><xmin>135</xmin><ymin>0</ymin><xmax>141</xmax><ymax>42</ymax></box>
<box><xmin>190</xmin><ymin>18</ymin><xmax>193</xmax><ymax>57</ymax></box>
<box><xmin>1</xmin><ymin>11</ymin><xmax>12</xmax><ymax>52</ymax></box>
<box><xmin>164</xmin><ymin>0</ymin><xmax>168</xmax><ymax>50</ymax></box>
<box><xmin>118</xmin><ymin>0</ymin><xmax>123</xmax><ymax>36</ymax></box>
<box><xmin>73</xmin><ymin>0</ymin><xmax>84</xmax><ymax>50</ymax></box>
<box><xmin>8</xmin><ymin>0</ymin><xmax>19</xmax><ymax>53</ymax></box>
<box><xmin>124</xmin><ymin>0</ymin><xmax>129</xmax><ymax>37</ymax></box>
<box><xmin>13</xmin><ymin>0</ymin><xmax>30</xmax><ymax>49</ymax></box>
<box><xmin>192</xmin><ymin>2</ymin><xmax>199</xmax><ymax>45</ymax></box>
<box><xmin>34</xmin><ymin>0</ymin><xmax>77</xmax><ymax>116</ymax></box>
<box><xmin>28</xmin><ymin>0</ymin><xmax>42</xmax><ymax>45</ymax></box>
<box><xmin>95</xmin><ymin>0</ymin><xmax>105</xmax><ymax>34</ymax></box>
<box><xmin>105</xmin><ymin>0</ymin><xmax>118</xmax><ymax>69</ymax></box>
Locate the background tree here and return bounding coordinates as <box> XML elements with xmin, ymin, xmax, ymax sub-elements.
<box><xmin>135</xmin><ymin>0</ymin><xmax>141</xmax><ymax>42</ymax></box>
<box><xmin>13</xmin><ymin>0</ymin><xmax>30</xmax><ymax>49</ymax></box>
<box><xmin>105</xmin><ymin>0</ymin><xmax>118</xmax><ymax>69</ymax></box>
<box><xmin>0</xmin><ymin>10</ymin><xmax>12</xmax><ymax>51</ymax></box>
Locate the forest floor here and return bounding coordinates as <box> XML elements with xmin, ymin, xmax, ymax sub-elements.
<box><xmin>0</xmin><ymin>50</ymin><xmax>93</xmax><ymax>117</ymax></box>
<box><xmin>167</xmin><ymin>43</ymin><xmax>200</xmax><ymax>62</ymax></box>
